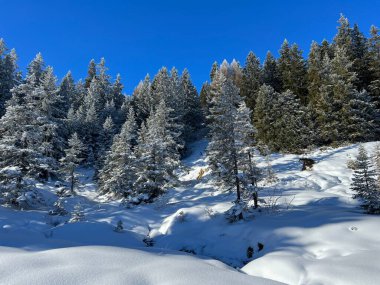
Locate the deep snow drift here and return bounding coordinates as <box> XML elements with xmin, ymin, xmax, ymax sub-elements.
<box><xmin>1</xmin><ymin>139</ymin><xmax>380</xmax><ymax>285</ymax></box>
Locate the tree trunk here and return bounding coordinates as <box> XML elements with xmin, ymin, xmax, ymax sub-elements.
<box><xmin>70</xmin><ymin>170</ymin><xmax>74</xmax><ymax>194</ymax></box>
<box><xmin>233</xmin><ymin>154</ymin><xmax>243</xmax><ymax>220</ymax></box>
<box><xmin>248</xmin><ymin>151</ymin><xmax>258</xmax><ymax>209</ymax></box>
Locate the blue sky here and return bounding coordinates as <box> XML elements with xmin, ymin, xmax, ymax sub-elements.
<box><xmin>0</xmin><ymin>0</ymin><xmax>379</xmax><ymax>94</ymax></box>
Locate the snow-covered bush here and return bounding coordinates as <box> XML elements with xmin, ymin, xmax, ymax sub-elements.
<box><xmin>114</xmin><ymin>220</ymin><xmax>124</xmax><ymax>233</ymax></box>
<box><xmin>225</xmin><ymin>200</ymin><xmax>247</xmax><ymax>223</ymax></box>
<box><xmin>69</xmin><ymin>203</ymin><xmax>85</xmax><ymax>223</ymax></box>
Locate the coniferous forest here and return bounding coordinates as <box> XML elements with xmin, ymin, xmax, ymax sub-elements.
<box><xmin>0</xmin><ymin>15</ymin><xmax>380</xmax><ymax>214</ymax></box>
<box><xmin>2</xmin><ymin>11</ymin><xmax>380</xmax><ymax>285</ymax></box>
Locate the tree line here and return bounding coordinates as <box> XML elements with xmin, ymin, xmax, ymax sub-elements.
<box><xmin>0</xmin><ymin>15</ymin><xmax>379</xmax><ymax>215</ymax></box>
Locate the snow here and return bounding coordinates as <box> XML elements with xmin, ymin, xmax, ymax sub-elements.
<box><xmin>1</xmin><ymin>139</ymin><xmax>380</xmax><ymax>284</ymax></box>
<box><xmin>0</xmin><ymin>246</ymin><xmax>283</xmax><ymax>285</ymax></box>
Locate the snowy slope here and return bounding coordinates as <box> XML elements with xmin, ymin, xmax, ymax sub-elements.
<box><xmin>0</xmin><ymin>246</ymin><xmax>283</xmax><ymax>285</ymax></box>
<box><xmin>1</xmin><ymin>139</ymin><xmax>380</xmax><ymax>285</ymax></box>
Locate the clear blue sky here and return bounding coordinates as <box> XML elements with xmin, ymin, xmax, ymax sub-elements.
<box><xmin>0</xmin><ymin>0</ymin><xmax>379</xmax><ymax>94</ymax></box>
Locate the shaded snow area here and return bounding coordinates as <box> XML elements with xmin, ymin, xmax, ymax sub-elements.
<box><xmin>1</xmin><ymin>139</ymin><xmax>380</xmax><ymax>285</ymax></box>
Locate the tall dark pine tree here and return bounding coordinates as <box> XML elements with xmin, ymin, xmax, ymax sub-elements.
<box><xmin>240</xmin><ymin>51</ymin><xmax>262</xmax><ymax>113</ymax></box>
<box><xmin>278</xmin><ymin>40</ymin><xmax>308</xmax><ymax>105</ymax></box>
<box><xmin>262</xmin><ymin>51</ymin><xmax>281</xmax><ymax>92</ymax></box>
<box><xmin>0</xmin><ymin>39</ymin><xmax>19</xmax><ymax>117</ymax></box>
<box><xmin>180</xmin><ymin>69</ymin><xmax>203</xmax><ymax>141</ymax></box>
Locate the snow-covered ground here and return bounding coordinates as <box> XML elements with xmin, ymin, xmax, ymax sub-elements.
<box><xmin>1</xmin><ymin>139</ymin><xmax>380</xmax><ymax>285</ymax></box>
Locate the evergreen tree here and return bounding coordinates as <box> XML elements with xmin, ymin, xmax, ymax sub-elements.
<box><xmin>60</xmin><ymin>133</ymin><xmax>85</xmax><ymax>194</ymax></box>
<box><xmin>240</xmin><ymin>51</ymin><xmax>262</xmax><ymax>112</ymax></box>
<box><xmin>95</xmin><ymin>116</ymin><xmax>116</xmax><ymax>174</ymax></box>
<box><xmin>0</xmin><ymin>39</ymin><xmax>19</xmax><ymax>117</ymax></box>
<box><xmin>180</xmin><ymin>69</ymin><xmax>203</xmax><ymax>141</ymax></box>
<box><xmin>57</xmin><ymin>71</ymin><xmax>76</xmax><ymax>118</ymax></box>
<box><xmin>133</xmin><ymin>74</ymin><xmax>152</xmax><ymax>123</ymax></box>
<box><xmin>351</xmin><ymin>145</ymin><xmax>380</xmax><ymax>214</ymax></box>
<box><xmin>84</xmin><ymin>59</ymin><xmax>96</xmax><ymax>89</ymax></box>
<box><xmin>254</xmin><ymin>85</ymin><xmax>278</xmax><ymax>149</ymax></box>
<box><xmin>368</xmin><ymin>25</ymin><xmax>380</xmax><ymax>137</ymax></box>
<box><xmin>0</xmin><ymin>54</ymin><xmax>60</xmax><ymax>186</ymax></box>
<box><xmin>210</xmin><ymin>61</ymin><xmax>219</xmax><ymax>82</ymax></box>
<box><xmin>98</xmin><ymin>108</ymin><xmax>137</xmax><ymax>198</ymax></box>
<box><xmin>134</xmin><ymin>100</ymin><xmax>180</xmax><ymax>199</ymax></box>
<box><xmin>262</xmin><ymin>51</ymin><xmax>282</xmax><ymax>92</ymax></box>
<box><xmin>278</xmin><ymin>40</ymin><xmax>308</xmax><ymax>104</ymax></box>
<box><xmin>199</xmin><ymin>82</ymin><xmax>210</xmax><ymax>116</ymax></box>
<box><xmin>207</xmin><ymin>71</ymin><xmax>256</xmax><ymax>218</ymax></box>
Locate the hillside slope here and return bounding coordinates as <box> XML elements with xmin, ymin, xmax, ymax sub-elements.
<box><xmin>1</xmin><ymin>139</ymin><xmax>380</xmax><ymax>285</ymax></box>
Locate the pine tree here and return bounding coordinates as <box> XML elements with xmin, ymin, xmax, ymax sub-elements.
<box><xmin>57</xmin><ymin>71</ymin><xmax>76</xmax><ymax>118</ymax></box>
<box><xmin>0</xmin><ymin>54</ymin><xmax>60</xmax><ymax>182</ymax></box>
<box><xmin>240</xmin><ymin>51</ymin><xmax>262</xmax><ymax>112</ymax></box>
<box><xmin>350</xmin><ymin>24</ymin><xmax>371</xmax><ymax>90</ymax></box>
<box><xmin>134</xmin><ymin>100</ymin><xmax>180</xmax><ymax>200</ymax></box>
<box><xmin>133</xmin><ymin>74</ymin><xmax>152</xmax><ymax>123</ymax></box>
<box><xmin>207</xmin><ymin>70</ymin><xmax>256</xmax><ymax>218</ymax></box>
<box><xmin>84</xmin><ymin>59</ymin><xmax>96</xmax><ymax>89</ymax></box>
<box><xmin>351</xmin><ymin>145</ymin><xmax>380</xmax><ymax>214</ymax></box>
<box><xmin>210</xmin><ymin>61</ymin><xmax>219</xmax><ymax>82</ymax></box>
<box><xmin>368</xmin><ymin>25</ymin><xmax>380</xmax><ymax>137</ymax></box>
<box><xmin>60</xmin><ymin>133</ymin><xmax>85</xmax><ymax>194</ymax></box>
<box><xmin>98</xmin><ymin>108</ymin><xmax>137</xmax><ymax>198</ymax></box>
<box><xmin>278</xmin><ymin>40</ymin><xmax>308</xmax><ymax>104</ymax></box>
<box><xmin>254</xmin><ymin>84</ymin><xmax>279</xmax><ymax>149</ymax></box>
<box><xmin>0</xmin><ymin>39</ymin><xmax>19</xmax><ymax>117</ymax></box>
<box><xmin>94</xmin><ymin>116</ymin><xmax>115</xmax><ymax>175</ymax></box>
<box><xmin>180</xmin><ymin>69</ymin><xmax>203</xmax><ymax>141</ymax></box>
<box><xmin>262</xmin><ymin>51</ymin><xmax>282</xmax><ymax>92</ymax></box>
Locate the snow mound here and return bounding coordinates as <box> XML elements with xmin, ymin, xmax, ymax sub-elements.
<box><xmin>0</xmin><ymin>246</ymin><xmax>284</xmax><ymax>285</ymax></box>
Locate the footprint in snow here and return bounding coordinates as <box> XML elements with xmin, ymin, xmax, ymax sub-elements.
<box><xmin>349</xmin><ymin>226</ymin><xmax>358</xmax><ymax>231</ymax></box>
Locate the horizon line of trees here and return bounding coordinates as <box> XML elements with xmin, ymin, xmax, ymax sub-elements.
<box><xmin>0</xmin><ymin>14</ymin><xmax>379</xmax><ymax>215</ymax></box>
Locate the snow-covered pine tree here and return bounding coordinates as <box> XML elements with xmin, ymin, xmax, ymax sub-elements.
<box><xmin>351</xmin><ymin>145</ymin><xmax>380</xmax><ymax>214</ymax></box>
<box><xmin>134</xmin><ymin>100</ymin><xmax>180</xmax><ymax>200</ymax></box>
<box><xmin>95</xmin><ymin>115</ymin><xmax>116</xmax><ymax>175</ymax></box>
<box><xmin>207</xmin><ymin>70</ymin><xmax>256</xmax><ymax>219</ymax></box>
<box><xmin>132</xmin><ymin>74</ymin><xmax>152</xmax><ymax>123</ymax></box>
<box><xmin>98</xmin><ymin>107</ymin><xmax>137</xmax><ymax>198</ymax></box>
<box><xmin>0</xmin><ymin>54</ymin><xmax>63</xmax><ymax>207</ymax></box>
<box><xmin>234</xmin><ymin>101</ymin><xmax>259</xmax><ymax>204</ymax></box>
<box><xmin>254</xmin><ymin>84</ymin><xmax>278</xmax><ymax>149</ymax></box>
<box><xmin>180</xmin><ymin>69</ymin><xmax>203</xmax><ymax>141</ymax></box>
<box><xmin>0</xmin><ymin>39</ymin><xmax>19</xmax><ymax>117</ymax></box>
<box><xmin>60</xmin><ymin>133</ymin><xmax>85</xmax><ymax>194</ymax></box>
<box><xmin>57</xmin><ymin>71</ymin><xmax>76</xmax><ymax>119</ymax></box>
<box><xmin>272</xmin><ymin>89</ymin><xmax>311</xmax><ymax>152</ymax></box>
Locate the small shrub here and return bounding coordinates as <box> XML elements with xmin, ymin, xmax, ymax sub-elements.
<box><xmin>246</xmin><ymin>246</ymin><xmax>254</xmax><ymax>258</ymax></box>
<box><xmin>114</xmin><ymin>220</ymin><xmax>124</xmax><ymax>233</ymax></box>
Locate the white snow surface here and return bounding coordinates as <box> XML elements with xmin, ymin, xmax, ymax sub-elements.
<box><xmin>1</xmin><ymin>139</ymin><xmax>380</xmax><ymax>285</ymax></box>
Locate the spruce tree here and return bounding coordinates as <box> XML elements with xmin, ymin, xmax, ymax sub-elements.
<box><xmin>278</xmin><ymin>40</ymin><xmax>308</xmax><ymax>104</ymax></box>
<box><xmin>134</xmin><ymin>100</ymin><xmax>180</xmax><ymax>200</ymax></box>
<box><xmin>207</xmin><ymin>70</ymin><xmax>256</xmax><ymax>218</ymax></box>
<box><xmin>98</xmin><ymin>108</ymin><xmax>137</xmax><ymax>198</ymax></box>
<box><xmin>351</xmin><ymin>145</ymin><xmax>380</xmax><ymax>214</ymax></box>
<box><xmin>240</xmin><ymin>51</ymin><xmax>262</xmax><ymax>113</ymax></box>
<box><xmin>60</xmin><ymin>133</ymin><xmax>85</xmax><ymax>194</ymax></box>
<box><xmin>262</xmin><ymin>51</ymin><xmax>282</xmax><ymax>92</ymax></box>
<box><xmin>0</xmin><ymin>39</ymin><xmax>19</xmax><ymax>117</ymax></box>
